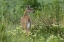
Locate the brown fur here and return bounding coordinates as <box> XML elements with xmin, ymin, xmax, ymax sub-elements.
<box><xmin>20</xmin><ymin>6</ymin><xmax>34</xmax><ymax>36</ymax></box>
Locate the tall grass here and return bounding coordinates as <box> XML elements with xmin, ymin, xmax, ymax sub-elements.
<box><xmin>0</xmin><ymin>0</ymin><xmax>64</xmax><ymax>42</ymax></box>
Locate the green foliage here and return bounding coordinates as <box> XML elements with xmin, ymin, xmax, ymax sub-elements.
<box><xmin>22</xmin><ymin>0</ymin><xmax>41</xmax><ymax>10</ymax></box>
<box><xmin>3</xmin><ymin>24</ymin><xmax>64</xmax><ymax>42</ymax></box>
<box><xmin>0</xmin><ymin>0</ymin><xmax>64</xmax><ymax>42</ymax></box>
<box><xmin>0</xmin><ymin>24</ymin><xmax>7</xmax><ymax>42</ymax></box>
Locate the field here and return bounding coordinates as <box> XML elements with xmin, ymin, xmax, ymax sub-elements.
<box><xmin>0</xmin><ymin>0</ymin><xmax>64</xmax><ymax>42</ymax></box>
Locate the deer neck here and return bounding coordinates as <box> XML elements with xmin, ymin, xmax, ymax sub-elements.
<box><xmin>24</xmin><ymin>10</ymin><xmax>28</xmax><ymax>16</ymax></box>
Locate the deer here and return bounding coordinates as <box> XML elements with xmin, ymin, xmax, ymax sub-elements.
<box><xmin>20</xmin><ymin>5</ymin><xmax>35</xmax><ymax>36</ymax></box>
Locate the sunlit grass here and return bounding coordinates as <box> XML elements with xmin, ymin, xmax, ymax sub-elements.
<box><xmin>0</xmin><ymin>0</ymin><xmax>64</xmax><ymax>42</ymax></box>
<box><xmin>4</xmin><ymin>23</ymin><xmax>64</xmax><ymax>42</ymax></box>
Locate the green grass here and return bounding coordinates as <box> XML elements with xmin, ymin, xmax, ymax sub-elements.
<box><xmin>3</xmin><ymin>23</ymin><xmax>64</xmax><ymax>42</ymax></box>
<box><xmin>0</xmin><ymin>0</ymin><xmax>64</xmax><ymax>42</ymax></box>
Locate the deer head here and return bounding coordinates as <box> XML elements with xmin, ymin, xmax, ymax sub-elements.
<box><xmin>25</xmin><ymin>5</ymin><xmax>35</xmax><ymax>13</ymax></box>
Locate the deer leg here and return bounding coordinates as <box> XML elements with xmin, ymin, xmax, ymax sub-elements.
<box><xmin>26</xmin><ymin>29</ymin><xmax>29</xmax><ymax>36</ymax></box>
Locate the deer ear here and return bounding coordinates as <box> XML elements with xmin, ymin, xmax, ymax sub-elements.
<box><xmin>26</xmin><ymin>5</ymin><xmax>31</xmax><ymax>8</ymax></box>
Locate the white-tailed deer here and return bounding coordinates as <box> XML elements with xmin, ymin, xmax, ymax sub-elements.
<box><xmin>20</xmin><ymin>5</ymin><xmax>34</xmax><ymax>36</ymax></box>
